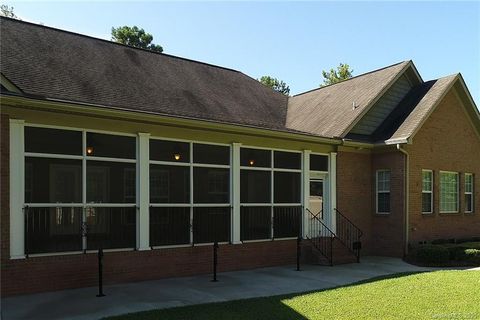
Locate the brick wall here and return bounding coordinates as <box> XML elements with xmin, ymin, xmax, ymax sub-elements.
<box><xmin>405</xmin><ymin>89</ymin><xmax>480</xmax><ymax>244</ymax></box>
<box><xmin>337</xmin><ymin>149</ymin><xmax>406</xmax><ymax>257</ymax></box>
<box><xmin>370</xmin><ymin>151</ymin><xmax>406</xmax><ymax>257</ymax></box>
<box><xmin>2</xmin><ymin>240</ymin><xmax>297</xmax><ymax>296</ymax></box>
<box><xmin>336</xmin><ymin>151</ymin><xmax>373</xmax><ymax>254</ymax></box>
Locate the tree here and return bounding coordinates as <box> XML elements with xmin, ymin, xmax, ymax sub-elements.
<box><xmin>111</xmin><ymin>26</ymin><xmax>163</xmax><ymax>53</ymax></box>
<box><xmin>258</xmin><ymin>76</ymin><xmax>290</xmax><ymax>96</ymax></box>
<box><xmin>321</xmin><ymin>63</ymin><xmax>353</xmax><ymax>87</ymax></box>
<box><xmin>1</xmin><ymin>4</ymin><xmax>19</xmax><ymax>19</ymax></box>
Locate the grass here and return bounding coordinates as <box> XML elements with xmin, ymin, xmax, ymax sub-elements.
<box><xmin>106</xmin><ymin>271</ymin><xmax>480</xmax><ymax>320</ymax></box>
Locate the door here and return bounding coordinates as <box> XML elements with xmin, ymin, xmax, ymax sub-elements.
<box><xmin>309</xmin><ymin>179</ymin><xmax>324</xmax><ymax>219</ymax></box>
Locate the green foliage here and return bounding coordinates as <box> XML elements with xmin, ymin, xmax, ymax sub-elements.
<box><xmin>320</xmin><ymin>63</ymin><xmax>353</xmax><ymax>87</ymax></box>
<box><xmin>410</xmin><ymin>242</ymin><xmax>480</xmax><ymax>266</ymax></box>
<box><xmin>464</xmin><ymin>249</ymin><xmax>480</xmax><ymax>264</ymax></box>
<box><xmin>413</xmin><ymin>245</ymin><xmax>450</xmax><ymax>264</ymax></box>
<box><xmin>106</xmin><ymin>271</ymin><xmax>480</xmax><ymax>320</ymax></box>
<box><xmin>1</xmin><ymin>4</ymin><xmax>19</xmax><ymax>19</ymax></box>
<box><xmin>111</xmin><ymin>26</ymin><xmax>163</xmax><ymax>53</ymax></box>
<box><xmin>258</xmin><ymin>76</ymin><xmax>290</xmax><ymax>96</ymax></box>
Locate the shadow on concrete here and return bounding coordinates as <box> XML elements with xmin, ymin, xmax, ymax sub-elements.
<box><xmin>104</xmin><ymin>271</ymin><xmax>427</xmax><ymax>320</ymax></box>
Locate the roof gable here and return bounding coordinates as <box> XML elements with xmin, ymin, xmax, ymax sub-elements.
<box><xmin>286</xmin><ymin>61</ymin><xmax>412</xmax><ymax>138</ymax></box>
<box><xmin>371</xmin><ymin>74</ymin><xmax>480</xmax><ymax>144</ymax></box>
<box><xmin>349</xmin><ymin>73</ymin><xmax>414</xmax><ymax>136</ymax></box>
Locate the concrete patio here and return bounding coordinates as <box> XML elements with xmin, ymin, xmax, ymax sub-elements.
<box><xmin>1</xmin><ymin>257</ymin><xmax>447</xmax><ymax>320</ymax></box>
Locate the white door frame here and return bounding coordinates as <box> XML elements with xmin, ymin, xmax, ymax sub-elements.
<box><xmin>305</xmin><ymin>172</ymin><xmax>329</xmax><ymax>238</ymax></box>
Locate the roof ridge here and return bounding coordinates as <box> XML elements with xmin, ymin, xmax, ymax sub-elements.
<box><xmin>293</xmin><ymin>60</ymin><xmax>410</xmax><ymax>97</ymax></box>
<box><xmin>0</xmin><ymin>16</ymin><xmax>242</xmax><ymax>74</ymax></box>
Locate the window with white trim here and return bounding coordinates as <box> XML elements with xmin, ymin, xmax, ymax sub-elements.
<box><xmin>440</xmin><ymin>172</ymin><xmax>459</xmax><ymax>213</ymax></box>
<box><xmin>422</xmin><ymin>170</ymin><xmax>433</xmax><ymax>214</ymax></box>
<box><xmin>24</xmin><ymin>126</ymin><xmax>137</xmax><ymax>255</ymax></box>
<box><xmin>149</xmin><ymin>139</ymin><xmax>231</xmax><ymax>247</ymax></box>
<box><xmin>239</xmin><ymin>148</ymin><xmax>302</xmax><ymax>241</ymax></box>
<box><xmin>376</xmin><ymin>170</ymin><xmax>390</xmax><ymax>214</ymax></box>
<box><xmin>465</xmin><ymin>173</ymin><xmax>474</xmax><ymax>213</ymax></box>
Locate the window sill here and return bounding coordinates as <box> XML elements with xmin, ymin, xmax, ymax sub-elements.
<box><xmin>439</xmin><ymin>212</ymin><xmax>461</xmax><ymax>215</ymax></box>
<box><xmin>375</xmin><ymin>212</ymin><xmax>390</xmax><ymax>215</ymax></box>
<box><xmin>421</xmin><ymin>212</ymin><xmax>434</xmax><ymax>215</ymax></box>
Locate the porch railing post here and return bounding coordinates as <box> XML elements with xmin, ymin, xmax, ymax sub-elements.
<box><xmin>211</xmin><ymin>241</ymin><xmax>218</xmax><ymax>282</ymax></box>
<box><xmin>296</xmin><ymin>235</ymin><xmax>301</xmax><ymax>271</ymax></box>
<box><xmin>96</xmin><ymin>248</ymin><xmax>105</xmax><ymax>297</ymax></box>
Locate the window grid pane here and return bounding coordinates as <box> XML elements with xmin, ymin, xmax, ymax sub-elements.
<box><xmin>25</xmin><ymin>127</ymin><xmax>82</xmax><ymax>155</ymax></box>
<box><xmin>440</xmin><ymin>172</ymin><xmax>458</xmax><ymax>212</ymax></box>
<box><xmin>465</xmin><ymin>174</ymin><xmax>473</xmax><ymax>193</ymax></box>
<box><xmin>422</xmin><ymin>170</ymin><xmax>433</xmax><ymax>213</ymax></box>
<box><xmin>86</xmin><ymin>132</ymin><xmax>136</xmax><ymax>159</ymax></box>
<box><xmin>377</xmin><ymin>170</ymin><xmax>391</xmax><ymax>213</ymax></box>
<box><xmin>377</xmin><ymin>171</ymin><xmax>390</xmax><ymax>192</ymax></box>
<box><xmin>465</xmin><ymin>173</ymin><xmax>474</xmax><ymax>212</ymax></box>
<box><xmin>422</xmin><ymin>171</ymin><xmax>432</xmax><ymax>192</ymax></box>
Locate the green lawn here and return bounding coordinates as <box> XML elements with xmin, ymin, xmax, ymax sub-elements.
<box><xmin>106</xmin><ymin>271</ymin><xmax>480</xmax><ymax>320</ymax></box>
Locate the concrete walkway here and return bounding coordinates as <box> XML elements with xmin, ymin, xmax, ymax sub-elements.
<box><xmin>0</xmin><ymin>257</ymin><xmax>456</xmax><ymax>320</ymax></box>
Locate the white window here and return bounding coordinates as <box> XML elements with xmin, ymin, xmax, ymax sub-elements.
<box><xmin>440</xmin><ymin>172</ymin><xmax>459</xmax><ymax>213</ymax></box>
<box><xmin>422</xmin><ymin>170</ymin><xmax>433</xmax><ymax>214</ymax></box>
<box><xmin>376</xmin><ymin>170</ymin><xmax>391</xmax><ymax>214</ymax></box>
<box><xmin>465</xmin><ymin>173</ymin><xmax>474</xmax><ymax>213</ymax></box>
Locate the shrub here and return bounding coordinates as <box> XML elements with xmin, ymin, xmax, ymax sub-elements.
<box><xmin>413</xmin><ymin>245</ymin><xmax>450</xmax><ymax>264</ymax></box>
<box><xmin>464</xmin><ymin>249</ymin><xmax>480</xmax><ymax>265</ymax></box>
<box><xmin>431</xmin><ymin>239</ymin><xmax>455</xmax><ymax>245</ymax></box>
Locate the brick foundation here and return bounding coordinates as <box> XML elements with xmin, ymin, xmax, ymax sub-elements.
<box><xmin>1</xmin><ymin>240</ymin><xmax>297</xmax><ymax>296</ymax></box>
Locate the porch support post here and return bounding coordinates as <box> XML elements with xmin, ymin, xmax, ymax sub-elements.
<box><xmin>232</xmin><ymin>143</ymin><xmax>241</xmax><ymax>244</ymax></box>
<box><xmin>302</xmin><ymin>150</ymin><xmax>311</xmax><ymax>238</ymax></box>
<box><xmin>10</xmin><ymin>119</ymin><xmax>25</xmax><ymax>259</ymax></box>
<box><xmin>329</xmin><ymin>152</ymin><xmax>337</xmax><ymax>233</ymax></box>
<box><xmin>137</xmin><ymin>132</ymin><xmax>150</xmax><ymax>250</ymax></box>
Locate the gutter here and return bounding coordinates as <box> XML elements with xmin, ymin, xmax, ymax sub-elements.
<box><xmin>396</xmin><ymin>144</ymin><xmax>410</xmax><ymax>257</ymax></box>
<box><xmin>1</xmin><ymin>93</ymin><xmax>342</xmax><ymax>146</ymax></box>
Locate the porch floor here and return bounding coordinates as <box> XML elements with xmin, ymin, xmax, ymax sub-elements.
<box><xmin>1</xmin><ymin>257</ymin><xmax>449</xmax><ymax>320</ymax></box>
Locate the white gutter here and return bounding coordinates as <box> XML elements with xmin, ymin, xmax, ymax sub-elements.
<box><xmin>396</xmin><ymin>144</ymin><xmax>410</xmax><ymax>256</ymax></box>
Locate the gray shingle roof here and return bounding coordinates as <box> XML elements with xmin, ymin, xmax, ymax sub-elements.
<box><xmin>2</xmin><ymin>17</ymin><xmax>477</xmax><ymax>145</ymax></box>
<box><xmin>386</xmin><ymin>74</ymin><xmax>458</xmax><ymax>142</ymax></box>
<box><xmin>0</xmin><ymin>17</ymin><xmax>289</xmax><ymax>132</ymax></box>
<box><xmin>286</xmin><ymin>61</ymin><xmax>410</xmax><ymax>138</ymax></box>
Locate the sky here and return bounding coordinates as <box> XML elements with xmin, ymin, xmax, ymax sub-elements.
<box><xmin>4</xmin><ymin>1</ymin><xmax>480</xmax><ymax>107</ymax></box>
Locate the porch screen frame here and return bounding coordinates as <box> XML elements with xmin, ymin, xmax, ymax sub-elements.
<box><xmin>23</xmin><ymin>124</ymin><xmax>138</xmax><ymax>256</ymax></box>
<box><xmin>149</xmin><ymin>137</ymin><xmax>232</xmax><ymax>248</ymax></box>
<box><xmin>239</xmin><ymin>146</ymin><xmax>302</xmax><ymax>242</ymax></box>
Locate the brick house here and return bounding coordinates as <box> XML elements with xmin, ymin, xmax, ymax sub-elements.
<box><xmin>1</xmin><ymin>17</ymin><xmax>479</xmax><ymax>296</ymax></box>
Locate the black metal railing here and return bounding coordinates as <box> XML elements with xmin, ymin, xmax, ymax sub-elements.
<box><xmin>335</xmin><ymin>208</ymin><xmax>363</xmax><ymax>262</ymax></box>
<box><xmin>273</xmin><ymin>206</ymin><xmax>302</xmax><ymax>238</ymax></box>
<box><xmin>25</xmin><ymin>206</ymin><xmax>83</xmax><ymax>255</ymax></box>
<box><xmin>193</xmin><ymin>207</ymin><xmax>231</xmax><ymax>244</ymax></box>
<box><xmin>240</xmin><ymin>206</ymin><xmax>271</xmax><ymax>241</ymax></box>
<box><xmin>85</xmin><ymin>207</ymin><xmax>136</xmax><ymax>250</ymax></box>
<box><xmin>150</xmin><ymin>207</ymin><xmax>190</xmax><ymax>246</ymax></box>
<box><xmin>306</xmin><ymin>208</ymin><xmax>334</xmax><ymax>266</ymax></box>
<box><xmin>24</xmin><ymin>206</ymin><xmax>136</xmax><ymax>255</ymax></box>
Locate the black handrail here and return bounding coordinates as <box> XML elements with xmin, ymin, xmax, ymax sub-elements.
<box><xmin>335</xmin><ymin>208</ymin><xmax>363</xmax><ymax>263</ymax></box>
<box><xmin>305</xmin><ymin>208</ymin><xmax>334</xmax><ymax>266</ymax></box>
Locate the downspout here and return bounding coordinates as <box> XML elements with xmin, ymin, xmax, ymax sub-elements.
<box><xmin>396</xmin><ymin>144</ymin><xmax>409</xmax><ymax>257</ymax></box>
